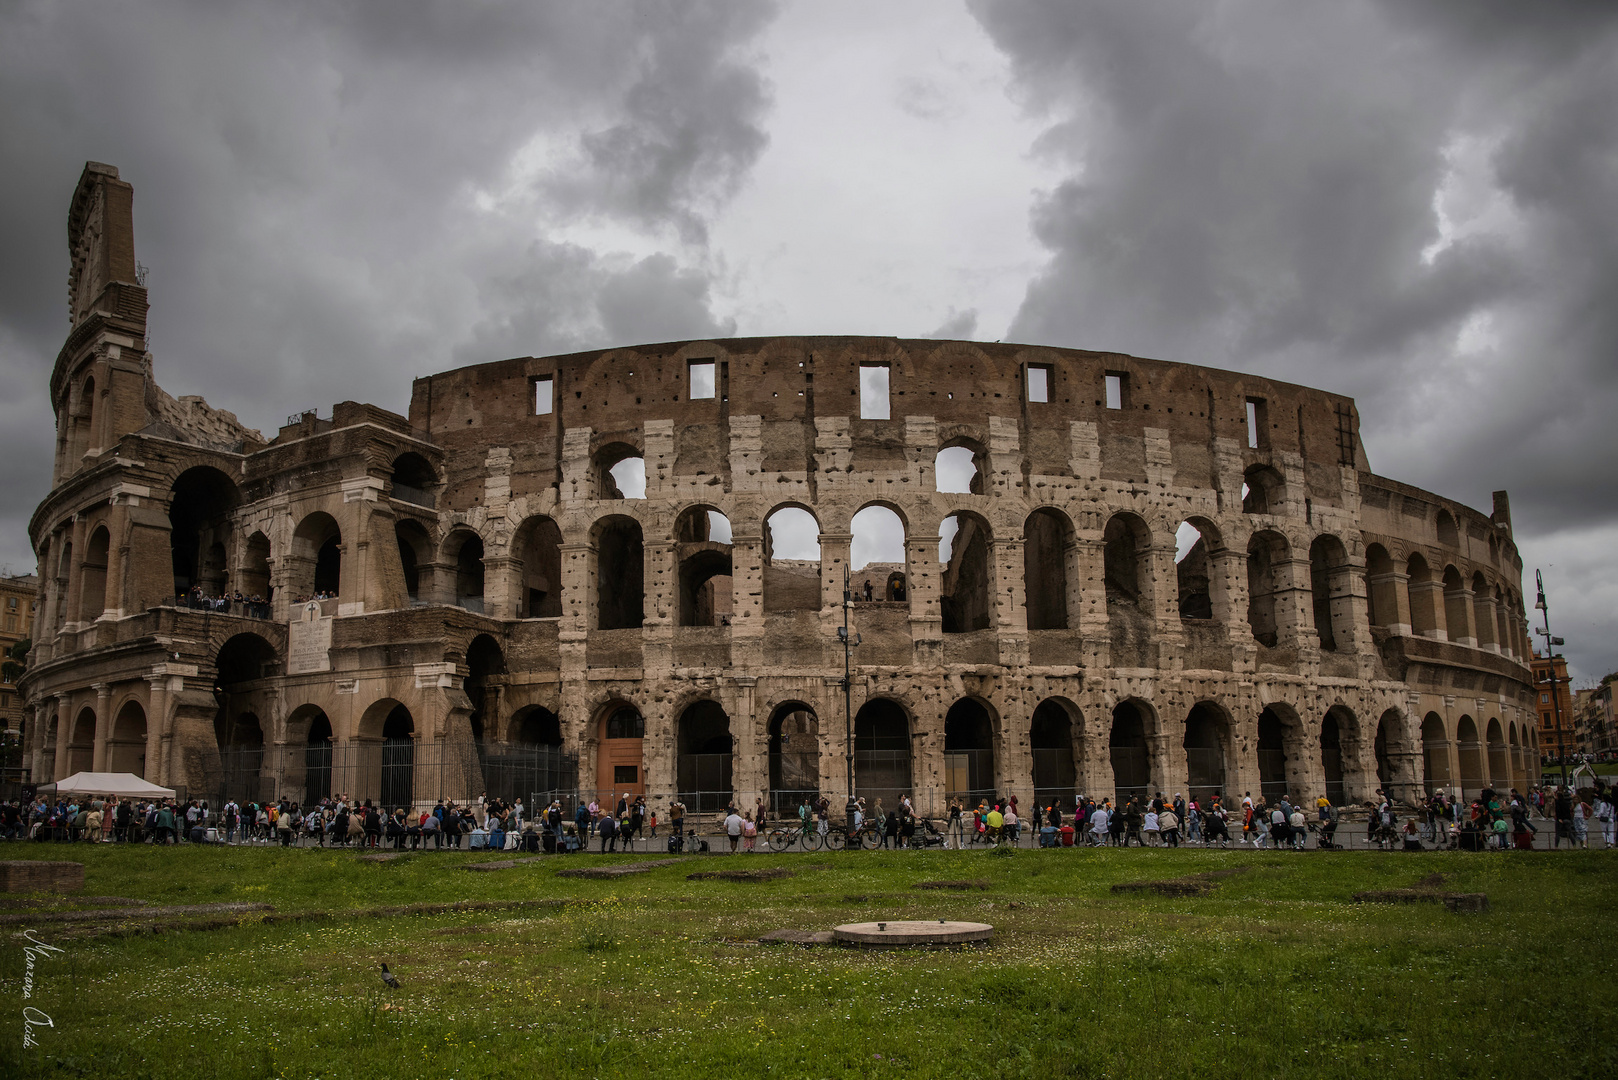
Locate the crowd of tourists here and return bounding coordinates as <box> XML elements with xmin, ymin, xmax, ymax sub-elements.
<box><xmin>170</xmin><ymin>585</ymin><xmax>273</xmax><ymax>619</ymax></box>
<box><xmin>2</xmin><ymin>779</ymin><xmax>1611</xmax><ymax>853</ymax></box>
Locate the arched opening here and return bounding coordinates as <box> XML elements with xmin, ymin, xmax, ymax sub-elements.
<box><xmin>596</xmin><ymin>443</ymin><xmax>646</xmax><ymax>499</ymax></box>
<box><xmin>1109</xmin><ymin>699</ymin><xmax>1155</xmax><ymax>806</ymax></box>
<box><xmin>676</xmin><ymin>700</ymin><xmax>733</xmax><ymax>812</ymax></box>
<box><xmin>1436</xmin><ymin>509</ymin><xmax>1459</xmax><ymax>548</ymax></box>
<box><xmin>767</xmin><ymin>702</ymin><xmax>820</xmax><ymax>815</ymax></box>
<box><xmin>168</xmin><ymin>466</ymin><xmax>241</xmax><ymax>597</ymax></box>
<box><xmin>214</xmin><ymin>632</ymin><xmax>276</xmax><ymax>803</ymax></box>
<box><xmin>763</xmin><ymin>506</ymin><xmax>822</xmax><ymax>613</ymax></box>
<box><xmin>1421</xmin><ymin>713</ymin><xmax>1450</xmax><ymax>794</ymax></box>
<box><xmin>1024</xmin><ymin>508</ymin><xmax>1072</xmax><ymax>630</ymax></box>
<box><xmin>886</xmin><ymin>572</ymin><xmax>907</xmax><ymax>601</ymax></box>
<box><xmin>935</xmin><ymin>440</ymin><xmax>985</xmax><ymax>494</ymax></box>
<box><xmin>853</xmin><ymin>698</ymin><xmax>911</xmax><ymax>808</ymax></box>
<box><xmin>676</xmin><ymin>506</ymin><xmax>734</xmax><ymax>627</ymax></box>
<box><xmin>1471</xmin><ymin>572</ymin><xmax>1496</xmax><ymax>650</ymax></box>
<box><xmin>1030</xmin><ymin>699</ymin><xmax>1080</xmax><ymax>808</ymax></box>
<box><xmin>1246</xmin><ymin>530</ymin><xmax>1290</xmax><ymax>648</ymax></box>
<box><xmin>514</xmin><ymin>515</ymin><xmax>564</xmax><ymax>618</ymax></box>
<box><xmin>108</xmin><ymin>700</ymin><xmax>147</xmax><ymax>776</ymax></box>
<box><xmin>1256</xmin><ymin>706</ymin><xmax>1296</xmax><ymax>802</ymax></box>
<box><xmin>291</xmin><ymin>512</ymin><xmax>342</xmax><ymax>600</ymax></box>
<box><xmin>1406</xmin><ymin>553</ymin><xmax>1442</xmax><ymax>638</ymax></box>
<box><xmin>79</xmin><ymin>526</ymin><xmax>110</xmax><ymax>622</ymax></box>
<box><xmin>241</xmin><ymin>532</ymin><xmax>271</xmax><ymax>601</ymax></box>
<box><xmin>1364</xmin><ymin>544</ymin><xmax>1396</xmax><ymax>630</ymax></box>
<box><xmin>380</xmin><ymin>705</ymin><xmax>415</xmax><ymax>810</ymax></box>
<box><xmin>1455</xmin><ymin>715</ymin><xmax>1483</xmax><ymax>796</ymax></box>
<box><xmin>939</xmin><ymin>511</ymin><xmax>992</xmax><ymax>633</ymax></box>
<box><xmin>1442</xmin><ymin>565</ymin><xmax>1471</xmax><ymax>645</ymax></box>
<box><xmin>1320</xmin><ymin>707</ymin><xmax>1349</xmax><ymax>805</ymax></box>
<box><xmin>67</xmin><ymin>706</ymin><xmax>96</xmax><ymax>775</ymax></box>
<box><xmin>1182</xmin><ymin>701</ymin><xmax>1231</xmax><ymax>807</ymax></box>
<box><xmin>301</xmin><ymin>709</ymin><xmax>333</xmax><ymax>806</ymax></box>
<box><xmin>1242</xmin><ymin>465</ymin><xmax>1285</xmax><ymax>515</ymax></box>
<box><xmin>492</xmin><ymin>705</ymin><xmax>573</xmax><ymax>804</ymax></box>
<box><xmin>1308</xmin><ymin>534</ymin><xmax>1352</xmax><ymax>652</ymax></box>
<box><xmin>594</xmin><ymin>515</ymin><xmax>645</xmax><ymax>630</ymax></box>
<box><xmin>465</xmin><ymin>634</ymin><xmax>506</xmax><ymax>777</ymax></box>
<box><xmin>72</xmin><ymin>375</ymin><xmax>96</xmax><ymax>463</ymax></box>
<box><xmin>596</xmin><ymin>703</ymin><xmax>645</xmax><ymax>803</ymax></box>
<box><xmin>394</xmin><ymin>520</ymin><xmax>431</xmax><ymax>605</ymax></box>
<box><xmin>1175</xmin><ymin>519</ymin><xmax>1219</xmax><ymax>620</ymax></box>
<box><xmin>447</xmin><ymin>530</ymin><xmax>486</xmax><ymax>613</ymax></box>
<box><xmin>1485</xmin><ymin>718</ymin><xmax>1508</xmax><ymax>789</ymax></box>
<box><xmin>389</xmin><ymin>452</ymin><xmax>438</xmax><ymax>507</ymax></box>
<box><xmin>851</xmin><ymin>504</ymin><xmax>906</xmax><ymax>603</ymax></box>
<box><xmin>943</xmin><ymin>698</ymin><xmax>996</xmax><ymax>808</ymax></box>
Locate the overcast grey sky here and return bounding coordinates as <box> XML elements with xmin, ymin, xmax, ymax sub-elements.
<box><xmin>2</xmin><ymin>0</ymin><xmax>1613</xmax><ymax>679</ymax></box>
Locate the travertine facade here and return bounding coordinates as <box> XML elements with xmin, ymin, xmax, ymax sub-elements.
<box><xmin>21</xmin><ymin>163</ymin><xmax>1541</xmax><ymax>812</ymax></box>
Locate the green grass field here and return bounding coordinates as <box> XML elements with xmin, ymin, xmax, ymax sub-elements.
<box><xmin>2</xmin><ymin>843</ymin><xmax>1612</xmax><ymax>1079</ymax></box>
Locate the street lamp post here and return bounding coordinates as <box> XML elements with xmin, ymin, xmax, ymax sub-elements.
<box><xmin>1533</xmin><ymin>569</ymin><xmax>1570</xmax><ymax>786</ymax></box>
<box><xmin>840</xmin><ymin>565</ymin><xmax>861</xmax><ymax>832</ymax></box>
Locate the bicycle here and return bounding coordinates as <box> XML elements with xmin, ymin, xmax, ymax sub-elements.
<box><xmin>766</xmin><ymin>819</ymin><xmax>821</xmax><ymax>852</ymax></box>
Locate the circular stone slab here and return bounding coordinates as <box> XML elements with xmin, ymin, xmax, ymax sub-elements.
<box><xmin>832</xmin><ymin>920</ymin><xmax>994</xmax><ymax>948</ymax></box>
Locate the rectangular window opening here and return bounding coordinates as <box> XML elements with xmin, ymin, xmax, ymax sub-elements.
<box><xmin>860</xmin><ymin>363</ymin><xmax>890</xmax><ymax>420</ymax></box>
<box><xmin>1104</xmin><ymin>372</ymin><xmax>1125</xmax><ymax>410</ymax></box>
<box><xmin>614</xmin><ymin>765</ymin><xmax>639</xmax><ymax>785</ymax></box>
<box><xmin>1027</xmin><ymin>365</ymin><xmax>1051</xmax><ymax>403</ymax></box>
<box><xmin>689</xmin><ymin>360</ymin><xmax>716</xmax><ymax>400</ymax></box>
<box><xmin>1246</xmin><ymin>397</ymin><xmax>1269</xmax><ymax>448</ymax></box>
<box><xmin>533</xmin><ymin>375</ymin><xmax>553</xmax><ymax>416</ymax></box>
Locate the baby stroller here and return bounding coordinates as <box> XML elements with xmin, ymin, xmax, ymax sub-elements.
<box><xmin>913</xmin><ymin>818</ymin><xmax>946</xmax><ymax>849</ymax></box>
<box><xmin>1313</xmin><ymin>817</ymin><xmax>1341</xmax><ymax>849</ymax></box>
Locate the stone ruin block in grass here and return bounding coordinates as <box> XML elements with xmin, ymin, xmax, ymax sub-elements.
<box><xmin>0</xmin><ymin>861</ymin><xmax>84</xmax><ymax>894</ymax></box>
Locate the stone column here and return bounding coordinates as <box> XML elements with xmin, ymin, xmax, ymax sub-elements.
<box><xmin>62</xmin><ymin>514</ymin><xmax>89</xmax><ymax>629</ymax></box>
<box><xmin>53</xmin><ymin>697</ymin><xmax>72</xmax><ymax>781</ymax></box>
<box><xmin>1272</xmin><ymin>555</ymin><xmax>1315</xmax><ymax>650</ymax></box>
<box><xmin>102</xmin><ymin>502</ymin><xmax>128</xmax><ymax>618</ymax></box>
<box><xmin>90</xmin><ymin>682</ymin><xmax>112</xmax><ymax>772</ymax></box>
<box><xmin>1446</xmin><ymin>587</ymin><xmax>1478</xmax><ymax>648</ymax></box>
<box><xmin>906</xmin><ymin>534</ymin><xmax>942</xmax><ymax>663</ymax></box>
<box><xmin>1409</xmin><ymin>578</ymin><xmax>1449</xmax><ymax>640</ymax></box>
<box><xmin>145</xmin><ymin>675</ymin><xmax>169</xmax><ymax>782</ymax></box>
<box><xmin>817</xmin><ymin>532</ymin><xmax>852</xmax><ymax>615</ymax></box>
<box><xmin>482</xmin><ymin>555</ymin><xmax>519</xmax><ymax>620</ymax></box>
<box><xmin>731</xmin><ymin>676</ymin><xmax>762</xmax><ymax>809</ymax></box>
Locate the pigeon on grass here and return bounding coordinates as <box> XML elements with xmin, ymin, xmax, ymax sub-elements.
<box><xmin>380</xmin><ymin>963</ymin><xmax>400</xmax><ymax>989</ymax></box>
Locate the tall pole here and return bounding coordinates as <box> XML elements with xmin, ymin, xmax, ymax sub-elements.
<box><xmin>1535</xmin><ymin>569</ymin><xmax>1570</xmax><ymax>787</ymax></box>
<box><xmin>843</xmin><ymin>564</ymin><xmax>857</xmax><ymax>830</ymax></box>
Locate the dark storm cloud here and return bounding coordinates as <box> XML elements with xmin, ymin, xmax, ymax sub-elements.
<box><xmin>0</xmin><ymin>0</ymin><xmax>779</xmax><ymax>570</ymax></box>
<box><xmin>969</xmin><ymin>0</ymin><xmax>1618</xmax><ymax>676</ymax></box>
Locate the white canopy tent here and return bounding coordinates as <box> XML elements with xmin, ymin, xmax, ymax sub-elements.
<box><xmin>37</xmin><ymin>772</ymin><xmax>176</xmax><ymax>799</ymax></box>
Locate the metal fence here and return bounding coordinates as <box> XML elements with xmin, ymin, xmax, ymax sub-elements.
<box><xmin>199</xmin><ymin>740</ymin><xmax>576</xmax><ymax>811</ymax></box>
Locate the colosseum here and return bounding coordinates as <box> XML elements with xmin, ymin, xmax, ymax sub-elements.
<box><xmin>21</xmin><ymin>162</ymin><xmax>1541</xmax><ymax>817</ymax></box>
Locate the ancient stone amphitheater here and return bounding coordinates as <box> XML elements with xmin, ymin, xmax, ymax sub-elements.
<box><xmin>22</xmin><ymin>163</ymin><xmax>1540</xmax><ymax>815</ymax></box>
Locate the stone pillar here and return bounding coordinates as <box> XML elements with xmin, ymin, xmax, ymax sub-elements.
<box><xmin>731</xmin><ymin>677</ymin><xmax>762</xmax><ymax>809</ymax></box>
<box><xmin>992</xmin><ymin>537</ymin><xmax>1028</xmax><ymax>667</ymax></box>
<box><xmin>482</xmin><ymin>555</ymin><xmax>519</xmax><ymax>620</ymax></box>
<box><xmin>90</xmin><ymin>682</ymin><xmax>112</xmax><ymax>772</ymax></box>
<box><xmin>1446</xmin><ymin>587</ymin><xmax>1478</xmax><ymax>648</ymax></box>
<box><xmin>1409</xmin><ymin>578</ymin><xmax>1448</xmax><ymax>640</ymax></box>
<box><xmin>817</xmin><ymin>532</ymin><xmax>852</xmax><ymax>615</ymax></box>
<box><xmin>1473</xmin><ymin>592</ymin><xmax>1500</xmax><ymax>653</ymax></box>
<box><xmin>1371</xmin><ymin>568</ymin><xmax>1412</xmax><ymax>635</ymax></box>
<box><xmin>102</xmin><ymin>503</ymin><xmax>128</xmax><ymax>618</ymax></box>
<box><xmin>1272</xmin><ymin>555</ymin><xmax>1315</xmax><ymax>650</ymax></box>
<box><xmin>53</xmin><ymin>697</ymin><xmax>72</xmax><ymax>781</ymax></box>
<box><xmin>906</xmin><ymin>534</ymin><xmax>942</xmax><ymax>662</ymax></box>
<box><xmin>145</xmin><ymin>675</ymin><xmax>169</xmax><ymax>782</ymax></box>
<box><xmin>62</xmin><ymin>514</ymin><xmax>89</xmax><ymax>629</ymax></box>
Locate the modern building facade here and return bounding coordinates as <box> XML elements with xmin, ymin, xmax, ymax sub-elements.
<box><xmin>20</xmin><ymin>163</ymin><xmax>1542</xmax><ymax>813</ymax></box>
